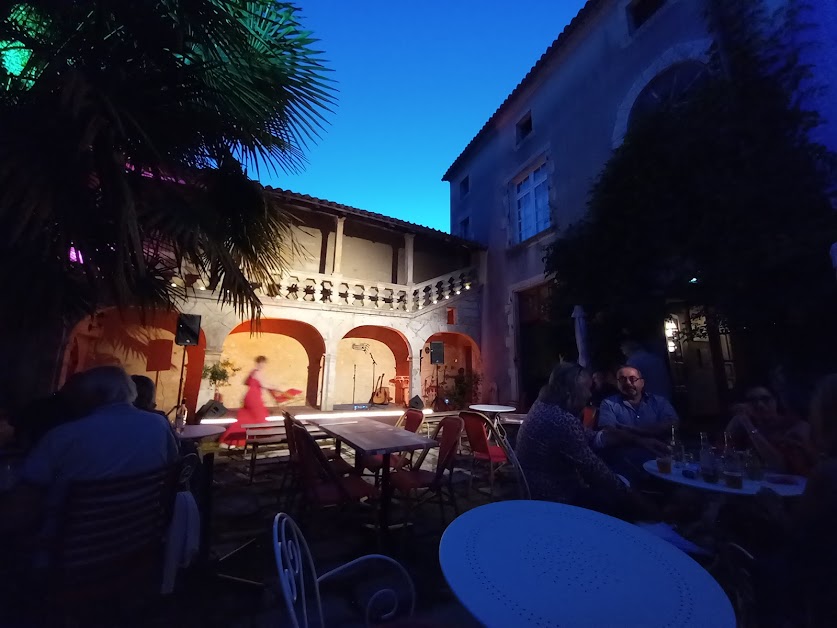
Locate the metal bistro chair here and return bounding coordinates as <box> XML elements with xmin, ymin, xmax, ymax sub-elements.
<box><xmin>48</xmin><ymin>464</ymin><xmax>180</xmax><ymax>617</ymax></box>
<box><xmin>273</xmin><ymin>512</ymin><xmax>415</xmax><ymax>627</ymax></box>
<box><xmin>390</xmin><ymin>415</ymin><xmax>464</xmax><ymax>528</ymax></box>
<box><xmin>363</xmin><ymin>408</ymin><xmax>425</xmax><ymax>485</ymax></box>
<box><xmin>460</xmin><ymin>411</ymin><xmax>509</xmax><ymax>500</ymax></box>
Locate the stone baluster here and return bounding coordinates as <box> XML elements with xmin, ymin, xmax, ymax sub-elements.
<box><xmin>313</xmin><ymin>278</ymin><xmax>322</xmax><ymax>303</ymax></box>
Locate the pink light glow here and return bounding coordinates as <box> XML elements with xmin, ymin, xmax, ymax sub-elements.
<box><xmin>69</xmin><ymin>246</ymin><xmax>84</xmax><ymax>264</ymax></box>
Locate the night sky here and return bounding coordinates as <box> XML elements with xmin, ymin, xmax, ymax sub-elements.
<box><xmin>261</xmin><ymin>0</ymin><xmax>589</xmax><ymax>232</ymax></box>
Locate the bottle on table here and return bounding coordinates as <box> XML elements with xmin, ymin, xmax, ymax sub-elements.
<box><xmin>699</xmin><ymin>431</ymin><xmax>719</xmax><ymax>483</ymax></box>
<box><xmin>670</xmin><ymin>424</ymin><xmax>685</xmax><ymax>466</ymax></box>
<box><xmin>175</xmin><ymin>399</ymin><xmax>188</xmax><ymax>433</ymax></box>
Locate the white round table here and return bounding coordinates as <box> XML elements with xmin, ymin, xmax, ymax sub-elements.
<box><xmin>179</xmin><ymin>424</ymin><xmax>226</xmax><ymax>441</ymax></box>
<box><xmin>439</xmin><ymin>501</ymin><xmax>735</xmax><ymax>628</ymax></box>
<box><xmin>469</xmin><ymin>404</ymin><xmax>516</xmax><ymax>414</ymax></box>
<box><xmin>642</xmin><ymin>460</ymin><xmax>807</xmax><ymax>497</ymax></box>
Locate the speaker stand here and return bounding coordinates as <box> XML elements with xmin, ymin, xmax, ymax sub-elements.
<box><xmin>174</xmin><ymin>348</ymin><xmax>187</xmax><ymax>415</ymax></box>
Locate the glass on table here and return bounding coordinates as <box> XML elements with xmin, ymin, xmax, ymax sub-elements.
<box><xmin>656</xmin><ymin>456</ymin><xmax>672</xmax><ymax>474</ymax></box>
<box><xmin>722</xmin><ymin>452</ymin><xmax>744</xmax><ymax>489</ymax></box>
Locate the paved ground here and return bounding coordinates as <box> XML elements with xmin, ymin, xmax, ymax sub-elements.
<box><xmin>148</xmin><ymin>443</ymin><xmax>519</xmax><ymax>627</ymax></box>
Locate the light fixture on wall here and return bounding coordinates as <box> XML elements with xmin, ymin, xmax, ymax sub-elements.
<box><xmin>664</xmin><ymin>318</ymin><xmax>679</xmax><ymax>353</ymax></box>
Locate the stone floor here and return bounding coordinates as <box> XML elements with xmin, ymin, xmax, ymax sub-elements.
<box><xmin>144</xmin><ymin>443</ymin><xmax>518</xmax><ymax>627</ymax></box>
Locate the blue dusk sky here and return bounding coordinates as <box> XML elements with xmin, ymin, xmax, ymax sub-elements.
<box><xmin>261</xmin><ymin>1</ymin><xmax>589</xmax><ymax>232</ymax></box>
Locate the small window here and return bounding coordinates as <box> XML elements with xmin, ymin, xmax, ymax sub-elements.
<box><xmin>446</xmin><ymin>307</ymin><xmax>456</xmax><ymax>325</ymax></box>
<box><xmin>627</xmin><ymin>0</ymin><xmax>666</xmax><ymax>32</ymax></box>
<box><xmin>459</xmin><ymin>175</ymin><xmax>470</xmax><ymax>198</ymax></box>
<box><xmin>459</xmin><ymin>217</ymin><xmax>470</xmax><ymax>239</ymax></box>
<box><xmin>516</xmin><ymin>112</ymin><xmax>533</xmax><ymax>144</ymax></box>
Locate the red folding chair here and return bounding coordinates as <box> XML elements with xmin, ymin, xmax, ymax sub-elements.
<box><xmin>390</xmin><ymin>415</ymin><xmax>464</xmax><ymax>528</ymax></box>
<box><xmin>292</xmin><ymin>423</ymin><xmax>378</xmax><ymax>513</ymax></box>
<box><xmin>460</xmin><ymin>411</ymin><xmax>508</xmax><ymax>500</ymax></box>
<box><xmin>363</xmin><ymin>408</ymin><xmax>425</xmax><ymax>484</ymax></box>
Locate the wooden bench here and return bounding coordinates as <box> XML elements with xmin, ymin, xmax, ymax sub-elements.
<box><xmin>242</xmin><ymin>423</ymin><xmax>330</xmax><ymax>483</ymax></box>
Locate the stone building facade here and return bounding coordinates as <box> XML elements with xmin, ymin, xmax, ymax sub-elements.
<box><xmin>61</xmin><ymin>189</ymin><xmax>484</xmax><ymax>415</ymax></box>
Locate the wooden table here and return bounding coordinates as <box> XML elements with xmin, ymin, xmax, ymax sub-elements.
<box><xmin>304</xmin><ymin>417</ymin><xmax>438</xmax><ymax>532</ymax></box>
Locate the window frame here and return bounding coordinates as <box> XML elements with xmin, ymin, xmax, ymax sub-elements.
<box><xmin>626</xmin><ymin>0</ymin><xmax>667</xmax><ymax>34</ymax></box>
<box><xmin>515</xmin><ymin>112</ymin><xmax>533</xmax><ymax>145</ymax></box>
<box><xmin>459</xmin><ymin>175</ymin><xmax>470</xmax><ymax>199</ymax></box>
<box><xmin>510</xmin><ymin>160</ymin><xmax>551</xmax><ymax>245</ymax></box>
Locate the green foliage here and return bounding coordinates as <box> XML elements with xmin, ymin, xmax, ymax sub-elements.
<box><xmin>544</xmin><ymin>0</ymin><xmax>837</xmax><ymax>369</ymax></box>
<box><xmin>0</xmin><ymin>1</ymin><xmax>335</xmax><ymax>331</ymax></box>
<box><xmin>202</xmin><ymin>358</ymin><xmax>241</xmax><ymax>388</ymax></box>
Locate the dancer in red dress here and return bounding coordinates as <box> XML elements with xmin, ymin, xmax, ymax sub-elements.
<box><xmin>220</xmin><ymin>356</ymin><xmax>278</xmax><ymax>446</ymax></box>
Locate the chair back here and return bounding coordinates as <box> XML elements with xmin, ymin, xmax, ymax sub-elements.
<box><xmin>492</xmin><ymin>430</ymin><xmax>531</xmax><ymax>500</ymax></box>
<box><xmin>51</xmin><ymin>463</ymin><xmax>180</xmax><ymax>603</ymax></box>
<box><xmin>273</xmin><ymin>512</ymin><xmax>416</xmax><ymax>628</ymax></box>
<box><xmin>459</xmin><ymin>411</ymin><xmax>492</xmax><ymax>457</ymax></box>
<box><xmin>402</xmin><ymin>408</ymin><xmax>424</xmax><ymax>434</ymax></box>
<box><xmin>284</xmin><ymin>412</ymin><xmax>299</xmax><ymax>459</ymax></box>
<box><xmin>291</xmin><ymin>422</ymin><xmax>350</xmax><ymax>501</ymax></box>
<box><xmin>431</xmin><ymin>416</ymin><xmax>464</xmax><ymax>486</ymax></box>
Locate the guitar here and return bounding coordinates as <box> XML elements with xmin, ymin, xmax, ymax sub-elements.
<box><xmin>371</xmin><ymin>374</ymin><xmax>390</xmax><ymax>405</ymax></box>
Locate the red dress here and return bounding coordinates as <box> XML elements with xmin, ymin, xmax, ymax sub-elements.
<box><xmin>220</xmin><ymin>370</ymin><xmax>268</xmax><ymax>446</ymax></box>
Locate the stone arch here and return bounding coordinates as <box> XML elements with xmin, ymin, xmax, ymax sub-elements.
<box><xmin>62</xmin><ymin>308</ymin><xmax>207</xmax><ymax>416</ymax></box>
<box><xmin>420</xmin><ymin>331</ymin><xmax>482</xmax><ymax>408</ymax></box>
<box><xmin>612</xmin><ymin>39</ymin><xmax>713</xmax><ymax>147</ymax></box>
<box><xmin>335</xmin><ymin>325</ymin><xmax>412</xmax><ymax>406</ymax></box>
<box><xmin>225</xmin><ymin>319</ymin><xmax>326</xmax><ymax>409</ymax></box>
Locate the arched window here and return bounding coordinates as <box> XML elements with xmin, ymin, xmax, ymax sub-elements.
<box><xmin>628</xmin><ymin>60</ymin><xmax>709</xmax><ymax>129</ymax></box>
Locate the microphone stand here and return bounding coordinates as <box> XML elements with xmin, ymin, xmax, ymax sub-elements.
<box><xmin>369</xmin><ymin>352</ymin><xmax>377</xmax><ymax>403</ymax></box>
<box><xmin>352</xmin><ymin>364</ymin><xmax>357</xmax><ymax>406</ymax></box>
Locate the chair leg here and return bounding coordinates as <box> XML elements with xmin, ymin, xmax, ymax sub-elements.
<box><xmin>489</xmin><ymin>462</ymin><xmax>495</xmax><ymax>501</ymax></box>
<box><xmin>248</xmin><ymin>443</ymin><xmax>258</xmax><ymax>484</ymax></box>
<box><xmin>448</xmin><ymin>477</ymin><xmax>460</xmax><ymax>517</ymax></box>
<box><xmin>437</xmin><ymin>489</ymin><xmax>446</xmax><ymax>528</ymax></box>
<box><xmin>468</xmin><ymin>455</ymin><xmax>475</xmax><ymax>498</ymax></box>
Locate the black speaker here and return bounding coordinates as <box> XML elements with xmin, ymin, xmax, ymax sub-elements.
<box><xmin>195</xmin><ymin>400</ymin><xmax>227</xmax><ymax>420</ymax></box>
<box><xmin>430</xmin><ymin>341</ymin><xmax>445</xmax><ymax>365</ymax></box>
<box><xmin>408</xmin><ymin>395</ymin><xmax>424</xmax><ymax>410</ymax></box>
<box><xmin>175</xmin><ymin>314</ymin><xmax>201</xmax><ymax>346</ymax></box>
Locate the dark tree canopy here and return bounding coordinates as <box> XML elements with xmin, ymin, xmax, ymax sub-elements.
<box><xmin>545</xmin><ymin>0</ymin><xmax>837</xmax><ymax>369</ymax></box>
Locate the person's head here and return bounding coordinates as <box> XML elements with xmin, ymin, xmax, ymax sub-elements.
<box><xmin>458</xmin><ymin>367</ymin><xmax>465</xmax><ymax>376</ymax></box>
<box><xmin>63</xmin><ymin>366</ymin><xmax>137</xmax><ymax>413</ymax></box>
<box><xmin>131</xmin><ymin>375</ymin><xmax>157</xmax><ymax>411</ymax></box>
<box><xmin>538</xmin><ymin>362</ymin><xmax>592</xmax><ymax>415</ymax></box>
<box><xmin>255</xmin><ymin>356</ymin><xmax>267</xmax><ymax>370</ymax></box>
<box><xmin>591</xmin><ymin>370</ymin><xmax>614</xmax><ymax>391</ymax></box>
<box><xmin>616</xmin><ymin>366</ymin><xmax>644</xmax><ymax>401</ymax></box>
<box><xmin>809</xmin><ymin>374</ymin><xmax>837</xmax><ymax>456</ymax></box>
<box><xmin>742</xmin><ymin>385</ymin><xmax>780</xmax><ymax>423</ymax></box>
<box><xmin>620</xmin><ymin>339</ymin><xmax>642</xmax><ymax>358</ymax></box>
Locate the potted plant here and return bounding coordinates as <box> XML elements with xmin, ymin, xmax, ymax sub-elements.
<box><xmin>202</xmin><ymin>358</ymin><xmax>241</xmax><ymax>402</ymax></box>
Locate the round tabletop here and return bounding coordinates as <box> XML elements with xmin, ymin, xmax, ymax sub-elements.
<box><xmin>642</xmin><ymin>460</ymin><xmax>807</xmax><ymax>497</ymax></box>
<box><xmin>439</xmin><ymin>500</ymin><xmax>735</xmax><ymax>628</ymax></box>
<box><xmin>180</xmin><ymin>424</ymin><xmax>226</xmax><ymax>440</ymax></box>
<box><xmin>469</xmin><ymin>404</ymin><xmax>516</xmax><ymax>414</ymax></box>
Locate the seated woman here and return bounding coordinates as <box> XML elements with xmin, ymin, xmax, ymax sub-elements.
<box><xmin>725</xmin><ymin>384</ymin><xmax>816</xmax><ymax>476</ymax></box>
<box><xmin>516</xmin><ymin>362</ymin><xmax>662</xmax><ymax>521</ymax></box>
<box><xmin>745</xmin><ymin>375</ymin><xmax>837</xmax><ymax>626</ymax></box>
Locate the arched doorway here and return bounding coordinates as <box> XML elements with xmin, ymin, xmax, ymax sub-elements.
<box><xmin>335</xmin><ymin>326</ymin><xmax>411</xmax><ymax>407</ymax></box>
<box><xmin>62</xmin><ymin>308</ymin><xmax>206</xmax><ymax>415</ymax></box>
<box><xmin>420</xmin><ymin>332</ymin><xmax>481</xmax><ymax>409</ymax></box>
<box><xmin>223</xmin><ymin>320</ymin><xmax>325</xmax><ymax>409</ymax></box>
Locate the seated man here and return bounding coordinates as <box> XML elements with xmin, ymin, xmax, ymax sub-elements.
<box><xmin>517</xmin><ymin>362</ymin><xmax>663</xmax><ymax>522</ymax></box>
<box><xmin>598</xmin><ymin>366</ymin><xmax>679</xmax><ymax>439</ymax></box>
<box><xmin>0</xmin><ymin>366</ymin><xmax>179</xmax><ymax>536</ymax></box>
<box><xmin>597</xmin><ymin>366</ymin><xmax>678</xmax><ymax>482</ymax></box>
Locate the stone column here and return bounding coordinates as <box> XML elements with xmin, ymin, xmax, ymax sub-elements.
<box><xmin>320</xmin><ymin>353</ymin><xmax>338</xmax><ymax>410</ymax></box>
<box><xmin>196</xmin><ymin>349</ymin><xmax>222</xmax><ymax>408</ymax></box>
<box><xmin>409</xmin><ymin>354</ymin><xmax>422</xmax><ymax>408</ymax></box>
<box><xmin>333</xmin><ymin>216</ymin><xmax>346</xmax><ymax>274</ymax></box>
<box><xmin>405</xmin><ymin>233</ymin><xmax>415</xmax><ymax>285</ymax></box>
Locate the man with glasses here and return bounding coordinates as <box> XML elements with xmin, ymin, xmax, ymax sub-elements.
<box><xmin>598</xmin><ymin>366</ymin><xmax>679</xmax><ymax>439</ymax></box>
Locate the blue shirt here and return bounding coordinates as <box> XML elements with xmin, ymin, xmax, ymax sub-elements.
<box><xmin>597</xmin><ymin>393</ymin><xmax>679</xmax><ymax>430</ymax></box>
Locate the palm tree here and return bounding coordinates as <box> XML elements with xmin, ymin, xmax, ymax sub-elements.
<box><xmin>0</xmin><ymin>1</ymin><xmax>334</xmax><ymax>405</ymax></box>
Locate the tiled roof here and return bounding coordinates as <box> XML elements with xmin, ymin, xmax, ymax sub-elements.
<box><xmin>265</xmin><ymin>187</ymin><xmax>484</xmax><ymax>249</ymax></box>
<box><xmin>442</xmin><ymin>0</ymin><xmax>601</xmax><ymax>181</ymax></box>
